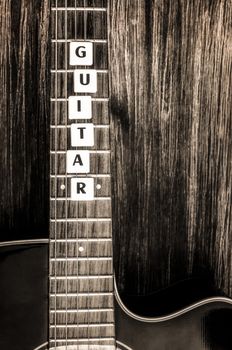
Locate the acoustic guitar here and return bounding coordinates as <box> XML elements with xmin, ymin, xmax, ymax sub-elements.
<box><xmin>0</xmin><ymin>1</ymin><xmax>232</xmax><ymax>349</ymax></box>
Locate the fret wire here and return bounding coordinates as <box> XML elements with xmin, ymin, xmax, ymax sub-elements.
<box><xmin>50</xmin><ymin>197</ymin><xmax>111</xmax><ymax>200</ymax></box>
<box><xmin>50</xmin><ymin>324</ymin><xmax>114</xmax><ymax>328</ymax></box>
<box><xmin>57</xmin><ymin>124</ymin><xmax>109</xmax><ymax>129</ymax></box>
<box><xmin>50</xmin><ymin>275</ymin><xmax>113</xmax><ymax>280</ymax></box>
<box><xmin>50</xmin><ymin>97</ymin><xmax>109</xmax><ymax>101</ymax></box>
<box><xmin>51</xmin><ymin>39</ymin><xmax>108</xmax><ymax>43</ymax></box>
<box><xmin>51</xmin><ymin>7</ymin><xmax>107</xmax><ymax>12</ymax></box>
<box><xmin>51</xmin><ymin>239</ymin><xmax>112</xmax><ymax>242</ymax></box>
<box><xmin>50</xmin><ymin>292</ymin><xmax>113</xmax><ymax>296</ymax></box>
<box><xmin>50</xmin><ymin>150</ymin><xmax>110</xmax><ymax>153</ymax></box>
<box><xmin>49</xmin><ymin>337</ymin><xmax>115</xmax><ymax>342</ymax></box>
<box><xmin>50</xmin><ymin>69</ymin><xmax>108</xmax><ymax>73</ymax></box>
<box><xmin>50</xmin><ymin>257</ymin><xmax>112</xmax><ymax>261</ymax></box>
<box><xmin>50</xmin><ymin>174</ymin><xmax>111</xmax><ymax>178</ymax></box>
<box><xmin>50</xmin><ymin>218</ymin><xmax>112</xmax><ymax>222</ymax></box>
<box><xmin>51</xmin><ymin>309</ymin><xmax>114</xmax><ymax>312</ymax></box>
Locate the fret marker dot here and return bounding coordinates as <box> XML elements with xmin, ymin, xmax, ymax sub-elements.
<box><xmin>60</xmin><ymin>184</ymin><xmax>66</xmax><ymax>190</ymax></box>
<box><xmin>79</xmin><ymin>246</ymin><xmax>84</xmax><ymax>252</ymax></box>
<box><xmin>96</xmin><ymin>184</ymin><xmax>101</xmax><ymax>190</ymax></box>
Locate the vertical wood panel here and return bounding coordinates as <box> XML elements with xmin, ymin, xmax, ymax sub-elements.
<box><xmin>108</xmin><ymin>0</ymin><xmax>232</xmax><ymax>297</ymax></box>
<box><xmin>0</xmin><ymin>0</ymin><xmax>50</xmax><ymax>241</ymax></box>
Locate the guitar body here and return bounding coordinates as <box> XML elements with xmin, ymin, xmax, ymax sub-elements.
<box><xmin>0</xmin><ymin>243</ymin><xmax>48</xmax><ymax>350</ymax></box>
<box><xmin>115</xmin><ymin>293</ymin><xmax>232</xmax><ymax>350</ymax></box>
<box><xmin>0</xmin><ymin>243</ymin><xmax>232</xmax><ymax>350</ymax></box>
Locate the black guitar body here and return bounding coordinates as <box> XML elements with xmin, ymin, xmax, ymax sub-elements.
<box><xmin>0</xmin><ymin>242</ymin><xmax>232</xmax><ymax>350</ymax></box>
<box><xmin>115</xmin><ymin>294</ymin><xmax>232</xmax><ymax>350</ymax></box>
<box><xmin>0</xmin><ymin>243</ymin><xmax>48</xmax><ymax>350</ymax></box>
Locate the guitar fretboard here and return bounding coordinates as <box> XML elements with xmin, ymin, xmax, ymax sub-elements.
<box><xmin>49</xmin><ymin>1</ymin><xmax>115</xmax><ymax>348</ymax></box>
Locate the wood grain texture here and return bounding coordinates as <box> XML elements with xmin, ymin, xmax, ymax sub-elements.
<box><xmin>108</xmin><ymin>0</ymin><xmax>232</xmax><ymax>297</ymax></box>
<box><xmin>0</xmin><ymin>0</ymin><xmax>50</xmax><ymax>241</ymax></box>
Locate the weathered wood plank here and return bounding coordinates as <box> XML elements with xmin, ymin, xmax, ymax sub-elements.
<box><xmin>109</xmin><ymin>0</ymin><xmax>232</xmax><ymax>297</ymax></box>
<box><xmin>0</xmin><ymin>0</ymin><xmax>50</xmax><ymax>240</ymax></box>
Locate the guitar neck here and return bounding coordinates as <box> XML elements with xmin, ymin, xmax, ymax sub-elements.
<box><xmin>49</xmin><ymin>1</ymin><xmax>115</xmax><ymax>348</ymax></box>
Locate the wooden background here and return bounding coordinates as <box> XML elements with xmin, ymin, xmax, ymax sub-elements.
<box><xmin>108</xmin><ymin>0</ymin><xmax>232</xmax><ymax>298</ymax></box>
<box><xmin>0</xmin><ymin>0</ymin><xmax>50</xmax><ymax>241</ymax></box>
<box><xmin>0</xmin><ymin>0</ymin><xmax>231</xmax><ymax>301</ymax></box>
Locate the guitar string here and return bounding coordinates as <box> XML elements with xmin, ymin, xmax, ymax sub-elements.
<box><xmin>97</xmin><ymin>3</ymin><xmax>110</xmax><ymax>346</ymax></box>
<box><xmin>54</xmin><ymin>0</ymin><xmax>58</xmax><ymax>348</ymax></box>
<box><xmin>95</xmin><ymin>3</ymin><xmax>107</xmax><ymax>346</ymax></box>
<box><xmin>105</xmin><ymin>3</ymin><xmax>115</xmax><ymax>346</ymax></box>
<box><xmin>107</xmin><ymin>1</ymin><xmax>116</xmax><ymax>343</ymax></box>
<box><xmin>106</xmin><ymin>1</ymin><xmax>115</xmax><ymax>342</ymax></box>
<box><xmin>64</xmin><ymin>0</ymin><xmax>68</xmax><ymax>348</ymax></box>
<box><xmin>83</xmin><ymin>2</ymin><xmax>91</xmax><ymax>348</ymax></box>
<box><xmin>95</xmin><ymin>5</ymin><xmax>101</xmax><ymax>346</ymax></box>
<box><xmin>74</xmin><ymin>0</ymin><xmax>80</xmax><ymax>348</ymax></box>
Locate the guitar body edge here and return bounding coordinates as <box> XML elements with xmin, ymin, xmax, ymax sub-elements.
<box><xmin>1</xmin><ymin>242</ymin><xmax>232</xmax><ymax>350</ymax></box>
<box><xmin>115</xmin><ymin>285</ymin><xmax>232</xmax><ymax>350</ymax></box>
<box><xmin>0</xmin><ymin>242</ymin><xmax>48</xmax><ymax>350</ymax></box>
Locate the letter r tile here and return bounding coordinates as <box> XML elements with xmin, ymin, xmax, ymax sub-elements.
<box><xmin>71</xmin><ymin>178</ymin><xmax>94</xmax><ymax>201</ymax></box>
